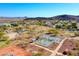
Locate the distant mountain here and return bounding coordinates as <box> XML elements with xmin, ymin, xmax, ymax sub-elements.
<box><xmin>24</xmin><ymin>14</ymin><xmax>79</xmax><ymax>21</ymax></box>
<box><xmin>0</xmin><ymin>17</ymin><xmax>25</xmax><ymax>20</ymax></box>
<box><xmin>0</xmin><ymin>17</ymin><xmax>25</xmax><ymax>23</ymax></box>
<box><xmin>24</xmin><ymin>17</ymin><xmax>49</xmax><ymax>20</ymax></box>
<box><xmin>0</xmin><ymin>14</ymin><xmax>79</xmax><ymax>21</ymax></box>
<box><xmin>50</xmin><ymin>15</ymin><xmax>79</xmax><ymax>21</ymax></box>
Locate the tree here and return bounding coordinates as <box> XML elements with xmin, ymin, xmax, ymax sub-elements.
<box><xmin>48</xmin><ymin>29</ymin><xmax>59</xmax><ymax>36</ymax></box>
<box><xmin>0</xmin><ymin>32</ymin><xmax>11</xmax><ymax>48</ymax></box>
<box><xmin>74</xmin><ymin>32</ymin><xmax>79</xmax><ymax>36</ymax></box>
<box><xmin>55</xmin><ymin>25</ymin><xmax>61</xmax><ymax>29</ymax></box>
<box><xmin>0</xmin><ymin>32</ymin><xmax>5</xmax><ymax>38</ymax></box>
<box><xmin>71</xmin><ymin>22</ymin><xmax>77</xmax><ymax>29</ymax></box>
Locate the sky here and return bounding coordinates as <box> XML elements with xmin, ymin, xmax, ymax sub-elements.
<box><xmin>0</xmin><ymin>3</ymin><xmax>79</xmax><ymax>17</ymax></box>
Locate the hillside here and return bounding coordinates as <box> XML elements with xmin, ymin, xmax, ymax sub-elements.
<box><xmin>0</xmin><ymin>15</ymin><xmax>79</xmax><ymax>22</ymax></box>
<box><xmin>24</xmin><ymin>15</ymin><xmax>79</xmax><ymax>21</ymax></box>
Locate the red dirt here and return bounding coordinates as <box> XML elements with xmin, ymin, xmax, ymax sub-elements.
<box><xmin>0</xmin><ymin>45</ymin><xmax>32</xmax><ymax>56</ymax></box>
<box><xmin>25</xmin><ymin>44</ymin><xmax>51</xmax><ymax>56</ymax></box>
<box><xmin>58</xmin><ymin>39</ymin><xmax>75</xmax><ymax>53</ymax></box>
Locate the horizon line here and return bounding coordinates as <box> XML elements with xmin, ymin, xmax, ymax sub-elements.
<box><xmin>0</xmin><ymin>14</ymin><xmax>78</xmax><ymax>18</ymax></box>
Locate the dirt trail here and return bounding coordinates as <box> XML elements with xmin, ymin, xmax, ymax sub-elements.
<box><xmin>50</xmin><ymin>37</ymin><xmax>67</xmax><ymax>56</ymax></box>
<box><xmin>31</xmin><ymin>43</ymin><xmax>62</xmax><ymax>55</ymax></box>
<box><xmin>31</xmin><ymin>43</ymin><xmax>54</xmax><ymax>53</ymax></box>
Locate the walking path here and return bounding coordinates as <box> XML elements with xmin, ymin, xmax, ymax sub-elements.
<box><xmin>31</xmin><ymin>36</ymin><xmax>68</xmax><ymax>56</ymax></box>
<box><xmin>31</xmin><ymin>43</ymin><xmax>54</xmax><ymax>53</ymax></box>
<box><xmin>31</xmin><ymin>43</ymin><xmax>63</xmax><ymax>56</ymax></box>
<box><xmin>50</xmin><ymin>37</ymin><xmax>67</xmax><ymax>56</ymax></box>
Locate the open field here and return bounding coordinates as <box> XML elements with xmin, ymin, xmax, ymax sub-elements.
<box><xmin>0</xmin><ymin>16</ymin><xmax>79</xmax><ymax>56</ymax></box>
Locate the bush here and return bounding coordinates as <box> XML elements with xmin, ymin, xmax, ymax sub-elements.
<box><xmin>32</xmin><ymin>52</ymin><xmax>43</xmax><ymax>56</ymax></box>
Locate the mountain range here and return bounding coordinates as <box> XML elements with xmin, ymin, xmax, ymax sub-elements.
<box><xmin>24</xmin><ymin>15</ymin><xmax>79</xmax><ymax>21</ymax></box>
<box><xmin>0</xmin><ymin>14</ymin><xmax>79</xmax><ymax>21</ymax></box>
